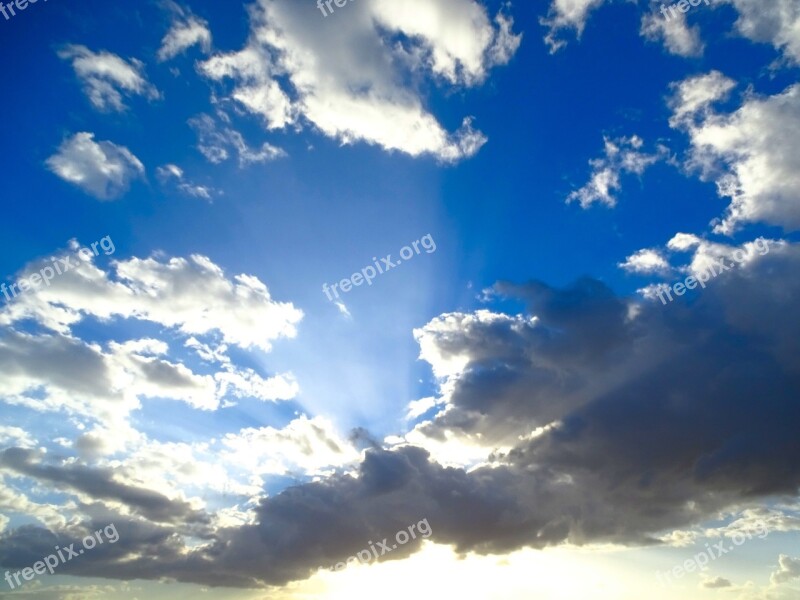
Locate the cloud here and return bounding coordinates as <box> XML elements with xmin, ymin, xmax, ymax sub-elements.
<box><xmin>670</xmin><ymin>73</ymin><xmax>800</xmax><ymax>233</ymax></box>
<box><xmin>220</xmin><ymin>416</ymin><xmax>360</xmax><ymax>477</ymax></box>
<box><xmin>641</xmin><ymin>8</ymin><xmax>705</xmax><ymax>57</ymax></box>
<box><xmin>0</xmin><ymin>448</ymin><xmax>209</xmax><ymax>526</ymax></box>
<box><xmin>45</xmin><ymin>132</ymin><xmax>145</xmax><ymax>200</ymax></box>
<box><xmin>188</xmin><ymin>114</ymin><xmax>286</xmax><ymax>166</ymax></box>
<box><xmin>618</xmin><ymin>248</ymin><xmax>671</xmax><ymax>275</ymax></box>
<box><xmin>541</xmin><ymin>0</ymin><xmax>607</xmax><ymax>52</ymax></box>
<box><xmin>771</xmin><ymin>555</ymin><xmax>800</xmax><ymax>584</ymax></box>
<box><xmin>198</xmin><ymin>0</ymin><xmax>519</xmax><ymax>162</ymax></box>
<box><xmin>0</xmin><ymin>246</ymin><xmax>303</xmax><ymax>352</ymax></box>
<box><xmin>156</xmin><ymin>163</ymin><xmax>219</xmax><ymax>200</ymax></box>
<box><xmin>57</xmin><ymin>45</ymin><xmax>160</xmax><ymax>112</ymax></box>
<box><xmin>0</xmin><ymin>426</ymin><xmax>36</xmax><ymax>449</ymax></box>
<box><xmin>726</xmin><ymin>0</ymin><xmax>800</xmax><ymax>65</ymax></box>
<box><xmin>702</xmin><ymin>576</ymin><xmax>733</xmax><ymax>588</ymax></box>
<box><xmin>158</xmin><ymin>1</ymin><xmax>212</xmax><ymax>61</ymax></box>
<box><xmin>567</xmin><ymin>135</ymin><xmax>668</xmax><ymax>208</ymax></box>
<box><xmin>0</xmin><ymin>241</ymin><xmax>799</xmax><ymax>588</ymax></box>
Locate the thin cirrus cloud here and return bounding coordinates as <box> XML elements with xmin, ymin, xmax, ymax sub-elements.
<box><xmin>156</xmin><ymin>164</ymin><xmax>219</xmax><ymax>200</ymax></box>
<box><xmin>57</xmin><ymin>44</ymin><xmax>160</xmax><ymax>112</ymax></box>
<box><xmin>157</xmin><ymin>1</ymin><xmax>213</xmax><ymax>62</ymax></box>
<box><xmin>45</xmin><ymin>132</ymin><xmax>145</xmax><ymax>200</ymax></box>
<box><xmin>189</xmin><ymin>113</ymin><xmax>287</xmax><ymax>166</ymax></box>
<box><xmin>197</xmin><ymin>0</ymin><xmax>521</xmax><ymax>162</ymax></box>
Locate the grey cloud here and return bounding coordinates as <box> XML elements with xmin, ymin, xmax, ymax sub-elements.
<box><xmin>0</xmin><ymin>449</ymin><xmax>209</xmax><ymax>526</ymax></box>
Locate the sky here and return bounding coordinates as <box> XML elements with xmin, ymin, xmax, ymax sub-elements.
<box><xmin>1</xmin><ymin>0</ymin><xmax>800</xmax><ymax>598</ymax></box>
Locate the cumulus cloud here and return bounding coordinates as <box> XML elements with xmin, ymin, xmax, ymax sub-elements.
<box><xmin>0</xmin><ymin>243</ymin><xmax>302</xmax><ymax>458</ymax></box>
<box><xmin>198</xmin><ymin>0</ymin><xmax>519</xmax><ymax>162</ymax></box>
<box><xmin>771</xmin><ymin>555</ymin><xmax>800</xmax><ymax>584</ymax></box>
<box><xmin>0</xmin><ymin>244</ymin><xmax>303</xmax><ymax>351</ymax></box>
<box><xmin>618</xmin><ymin>248</ymin><xmax>671</xmax><ymax>274</ymax></box>
<box><xmin>567</xmin><ymin>135</ymin><xmax>668</xmax><ymax>208</ymax></box>
<box><xmin>670</xmin><ymin>72</ymin><xmax>800</xmax><ymax>233</ymax></box>
<box><xmin>57</xmin><ymin>45</ymin><xmax>160</xmax><ymax>112</ymax></box>
<box><xmin>0</xmin><ymin>241</ymin><xmax>798</xmax><ymax>588</ymax></box>
<box><xmin>726</xmin><ymin>0</ymin><xmax>800</xmax><ymax>65</ymax></box>
<box><xmin>158</xmin><ymin>1</ymin><xmax>212</xmax><ymax>61</ymax></box>
<box><xmin>45</xmin><ymin>132</ymin><xmax>145</xmax><ymax>200</ymax></box>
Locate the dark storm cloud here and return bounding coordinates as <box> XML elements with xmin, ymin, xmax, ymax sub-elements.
<box><xmin>1</xmin><ymin>242</ymin><xmax>797</xmax><ymax>589</ymax></box>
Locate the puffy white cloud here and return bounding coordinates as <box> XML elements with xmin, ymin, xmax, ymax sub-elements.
<box><xmin>0</xmin><ymin>246</ymin><xmax>302</xmax><ymax>460</ymax></box>
<box><xmin>46</xmin><ymin>132</ymin><xmax>145</xmax><ymax>200</ymax></box>
<box><xmin>0</xmin><ymin>245</ymin><xmax>303</xmax><ymax>352</ymax></box>
<box><xmin>57</xmin><ymin>45</ymin><xmax>160</xmax><ymax>112</ymax></box>
<box><xmin>727</xmin><ymin>0</ymin><xmax>800</xmax><ymax>65</ymax></box>
<box><xmin>618</xmin><ymin>249</ymin><xmax>671</xmax><ymax>275</ymax></box>
<box><xmin>670</xmin><ymin>73</ymin><xmax>800</xmax><ymax>233</ymax></box>
<box><xmin>567</xmin><ymin>135</ymin><xmax>668</xmax><ymax>208</ymax></box>
<box><xmin>198</xmin><ymin>0</ymin><xmax>519</xmax><ymax>162</ymax></box>
<box><xmin>158</xmin><ymin>1</ymin><xmax>212</xmax><ymax>62</ymax></box>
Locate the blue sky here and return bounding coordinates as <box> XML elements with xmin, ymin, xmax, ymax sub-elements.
<box><xmin>1</xmin><ymin>0</ymin><xmax>800</xmax><ymax>598</ymax></box>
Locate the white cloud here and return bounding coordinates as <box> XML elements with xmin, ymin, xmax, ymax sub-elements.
<box><xmin>158</xmin><ymin>2</ymin><xmax>212</xmax><ymax>62</ymax></box>
<box><xmin>0</xmin><ymin>426</ymin><xmax>36</xmax><ymax>448</ymax></box>
<box><xmin>668</xmin><ymin>70</ymin><xmax>736</xmax><ymax>128</ymax></box>
<box><xmin>46</xmin><ymin>132</ymin><xmax>145</xmax><ymax>200</ymax></box>
<box><xmin>189</xmin><ymin>114</ymin><xmax>286</xmax><ymax>166</ymax></box>
<box><xmin>198</xmin><ymin>0</ymin><xmax>519</xmax><ymax>162</ymax></box>
<box><xmin>157</xmin><ymin>163</ymin><xmax>219</xmax><ymax>200</ymax></box>
<box><xmin>567</xmin><ymin>135</ymin><xmax>667</xmax><ymax>208</ymax></box>
<box><xmin>541</xmin><ymin>0</ymin><xmax>607</xmax><ymax>52</ymax></box>
<box><xmin>670</xmin><ymin>73</ymin><xmax>800</xmax><ymax>232</ymax></box>
<box><xmin>637</xmin><ymin>235</ymin><xmax>779</xmax><ymax>300</ymax></box>
<box><xmin>0</xmin><ymin>247</ymin><xmax>303</xmax><ymax>458</ymax></box>
<box><xmin>57</xmin><ymin>45</ymin><xmax>160</xmax><ymax>112</ymax></box>
<box><xmin>618</xmin><ymin>249</ymin><xmax>671</xmax><ymax>275</ymax></box>
<box><xmin>727</xmin><ymin>0</ymin><xmax>800</xmax><ymax>65</ymax></box>
<box><xmin>221</xmin><ymin>415</ymin><xmax>360</xmax><ymax>476</ymax></box>
<box><xmin>641</xmin><ymin>9</ymin><xmax>704</xmax><ymax>57</ymax></box>
<box><xmin>0</xmin><ymin>244</ymin><xmax>303</xmax><ymax>352</ymax></box>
